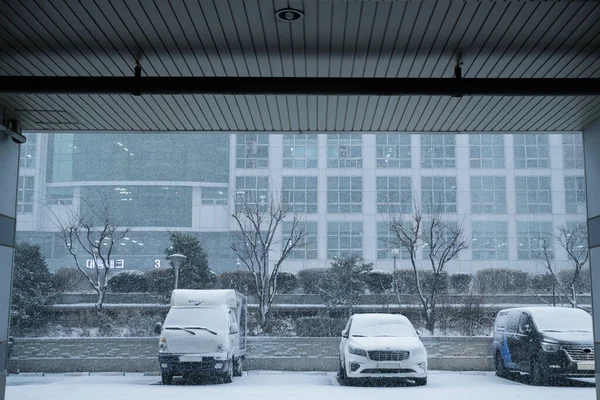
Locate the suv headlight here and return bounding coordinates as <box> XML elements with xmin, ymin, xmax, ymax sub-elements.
<box><xmin>159</xmin><ymin>338</ymin><xmax>169</xmax><ymax>353</ymax></box>
<box><xmin>541</xmin><ymin>342</ymin><xmax>560</xmax><ymax>352</ymax></box>
<box><xmin>348</xmin><ymin>346</ymin><xmax>367</xmax><ymax>357</ymax></box>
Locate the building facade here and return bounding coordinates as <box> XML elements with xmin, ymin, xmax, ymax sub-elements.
<box><xmin>16</xmin><ymin>132</ymin><xmax>586</xmax><ymax>275</ymax></box>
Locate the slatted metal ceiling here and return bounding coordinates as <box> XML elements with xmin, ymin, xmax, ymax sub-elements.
<box><xmin>0</xmin><ymin>0</ymin><xmax>599</xmax><ymax>132</ymax></box>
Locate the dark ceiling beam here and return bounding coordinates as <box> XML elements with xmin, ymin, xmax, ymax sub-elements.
<box><xmin>1</xmin><ymin>76</ymin><xmax>599</xmax><ymax>96</ymax></box>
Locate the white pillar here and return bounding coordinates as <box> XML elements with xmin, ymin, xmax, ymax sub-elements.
<box><xmin>582</xmin><ymin>119</ymin><xmax>600</xmax><ymax>395</ymax></box>
<box><xmin>0</xmin><ymin>133</ymin><xmax>20</xmax><ymax>400</ymax></box>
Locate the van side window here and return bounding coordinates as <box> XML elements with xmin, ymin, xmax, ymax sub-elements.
<box><xmin>518</xmin><ymin>313</ymin><xmax>531</xmax><ymax>334</ymax></box>
<box><xmin>495</xmin><ymin>313</ymin><xmax>508</xmax><ymax>332</ymax></box>
<box><xmin>345</xmin><ymin>317</ymin><xmax>353</xmax><ymax>333</ymax></box>
<box><xmin>506</xmin><ymin>312</ymin><xmax>520</xmax><ymax>333</ymax></box>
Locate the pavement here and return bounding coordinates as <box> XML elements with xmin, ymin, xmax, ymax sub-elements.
<box><xmin>6</xmin><ymin>370</ymin><xmax>595</xmax><ymax>400</ymax></box>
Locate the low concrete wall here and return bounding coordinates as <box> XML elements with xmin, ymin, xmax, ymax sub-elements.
<box><xmin>7</xmin><ymin>336</ymin><xmax>493</xmax><ymax>373</ymax></box>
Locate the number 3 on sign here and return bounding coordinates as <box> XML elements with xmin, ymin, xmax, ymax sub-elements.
<box><xmin>154</xmin><ymin>260</ymin><xmax>161</xmax><ymax>269</ymax></box>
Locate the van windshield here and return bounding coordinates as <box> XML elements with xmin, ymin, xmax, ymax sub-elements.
<box><xmin>163</xmin><ymin>307</ymin><xmax>227</xmax><ymax>333</ymax></box>
<box><xmin>531</xmin><ymin>309</ymin><xmax>592</xmax><ymax>333</ymax></box>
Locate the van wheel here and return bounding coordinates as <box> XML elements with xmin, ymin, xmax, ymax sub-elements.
<box><xmin>530</xmin><ymin>358</ymin><xmax>547</xmax><ymax>386</ymax></box>
<box><xmin>414</xmin><ymin>377</ymin><xmax>427</xmax><ymax>386</ymax></box>
<box><xmin>338</xmin><ymin>360</ymin><xmax>352</xmax><ymax>386</ymax></box>
<box><xmin>161</xmin><ymin>372</ymin><xmax>173</xmax><ymax>385</ymax></box>
<box><xmin>495</xmin><ymin>352</ymin><xmax>508</xmax><ymax>378</ymax></box>
<box><xmin>221</xmin><ymin>359</ymin><xmax>234</xmax><ymax>384</ymax></box>
<box><xmin>234</xmin><ymin>357</ymin><xmax>243</xmax><ymax>377</ymax></box>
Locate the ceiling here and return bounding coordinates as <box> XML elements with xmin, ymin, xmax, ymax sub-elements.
<box><xmin>0</xmin><ymin>0</ymin><xmax>599</xmax><ymax>132</ymax></box>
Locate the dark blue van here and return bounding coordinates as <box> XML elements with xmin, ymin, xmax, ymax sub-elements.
<box><xmin>492</xmin><ymin>307</ymin><xmax>595</xmax><ymax>385</ymax></box>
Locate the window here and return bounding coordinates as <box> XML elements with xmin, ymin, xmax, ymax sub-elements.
<box><xmin>377</xmin><ymin>222</ymin><xmax>409</xmax><ymax>259</ymax></box>
<box><xmin>201</xmin><ymin>187</ymin><xmax>227</xmax><ymax>205</ymax></box>
<box><xmin>80</xmin><ymin>186</ymin><xmax>193</xmax><ymax>227</ymax></box>
<box><xmin>515</xmin><ymin>176</ymin><xmax>552</xmax><ymax>214</ymax></box>
<box><xmin>327</xmin><ymin>176</ymin><xmax>362</xmax><ymax>213</ymax></box>
<box><xmin>421</xmin><ymin>134</ymin><xmax>456</xmax><ymax>168</ymax></box>
<box><xmin>376</xmin><ymin>134</ymin><xmax>411</xmax><ymax>168</ymax></box>
<box><xmin>327</xmin><ymin>221</ymin><xmax>363</xmax><ymax>258</ymax></box>
<box><xmin>376</xmin><ymin>176</ymin><xmax>412</xmax><ymax>213</ymax></box>
<box><xmin>471</xmin><ymin>221</ymin><xmax>508</xmax><ymax>260</ymax></box>
<box><xmin>46</xmin><ymin>187</ymin><xmax>73</xmax><ymax>205</ymax></box>
<box><xmin>17</xmin><ymin>176</ymin><xmax>34</xmax><ymax>213</ymax></box>
<box><xmin>235</xmin><ymin>176</ymin><xmax>269</xmax><ymax>210</ymax></box>
<box><xmin>327</xmin><ymin>134</ymin><xmax>362</xmax><ymax>168</ymax></box>
<box><xmin>517</xmin><ymin>222</ymin><xmax>554</xmax><ymax>260</ymax></box>
<box><xmin>514</xmin><ymin>134</ymin><xmax>550</xmax><ymax>169</ymax></box>
<box><xmin>470</xmin><ymin>176</ymin><xmax>506</xmax><ymax>214</ymax></box>
<box><xmin>421</xmin><ymin>176</ymin><xmax>457</xmax><ymax>213</ymax></box>
<box><xmin>469</xmin><ymin>134</ymin><xmax>504</xmax><ymax>169</ymax></box>
<box><xmin>20</xmin><ymin>133</ymin><xmax>37</xmax><ymax>168</ymax></box>
<box><xmin>565</xmin><ymin>176</ymin><xmax>586</xmax><ymax>214</ymax></box>
<box><xmin>282</xmin><ymin>176</ymin><xmax>318</xmax><ymax>213</ymax></box>
<box><xmin>236</xmin><ymin>133</ymin><xmax>269</xmax><ymax>168</ymax></box>
<box><xmin>283</xmin><ymin>221</ymin><xmax>318</xmax><ymax>259</ymax></box>
<box><xmin>563</xmin><ymin>133</ymin><xmax>584</xmax><ymax>169</ymax></box>
<box><xmin>283</xmin><ymin>134</ymin><xmax>318</xmax><ymax>168</ymax></box>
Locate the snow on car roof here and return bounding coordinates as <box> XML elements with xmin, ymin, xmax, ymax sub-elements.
<box><xmin>351</xmin><ymin>313</ymin><xmax>411</xmax><ymax>324</ymax></box>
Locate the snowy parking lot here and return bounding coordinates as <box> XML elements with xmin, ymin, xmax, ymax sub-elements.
<box><xmin>6</xmin><ymin>371</ymin><xmax>595</xmax><ymax>400</ymax></box>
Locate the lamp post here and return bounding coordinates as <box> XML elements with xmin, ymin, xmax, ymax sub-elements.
<box><xmin>167</xmin><ymin>253</ymin><xmax>187</xmax><ymax>290</ymax></box>
<box><xmin>391</xmin><ymin>248</ymin><xmax>400</xmax><ymax>295</ymax></box>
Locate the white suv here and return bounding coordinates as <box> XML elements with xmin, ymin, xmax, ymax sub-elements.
<box><xmin>339</xmin><ymin>313</ymin><xmax>427</xmax><ymax>385</ymax></box>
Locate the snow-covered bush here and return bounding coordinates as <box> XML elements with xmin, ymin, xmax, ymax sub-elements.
<box><xmin>276</xmin><ymin>272</ymin><xmax>299</xmax><ymax>294</ymax></box>
<box><xmin>365</xmin><ymin>270</ymin><xmax>393</xmax><ymax>294</ymax></box>
<box><xmin>145</xmin><ymin>268</ymin><xmax>174</xmax><ymax>297</ymax></box>
<box><xmin>294</xmin><ymin>317</ymin><xmax>347</xmax><ymax>337</ymax></box>
<box><xmin>474</xmin><ymin>268</ymin><xmax>529</xmax><ymax>294</ymax></box>
<box><xmin>218</xmin><ymin>270</ymin><xmax>257</xmax><ymax>295</ymax></box>
<box><xmin>449</xmin><ymin>272</ymin><xmax>472</xmax><ymax>294</ymax></box>
<box><xmin>297</xmin><ymin>268</ymin><xmax>328</xmax><ymax>294</ymax></box>
<box><xmin>107</xmin><ymin>270</ymin><xmax>148</xmax><ymax>293</ymax></box>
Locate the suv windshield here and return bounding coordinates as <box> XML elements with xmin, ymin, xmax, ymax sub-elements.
<box><xmin>351</xmin><ymin>318</ymin><xmax>417</xmax><ymax>337</ymax></box>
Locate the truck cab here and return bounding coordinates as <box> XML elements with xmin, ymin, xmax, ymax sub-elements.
<box><xmin>157</xmin><ymin>289</ymin><xmax>247</xmax><ymax>384</ymax></box>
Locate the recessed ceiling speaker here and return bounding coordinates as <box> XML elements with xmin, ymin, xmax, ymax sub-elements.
<box><xmin>275</xmin><ymin>9</ymin><xmax>304</xmax><ymax>22</ymax></box>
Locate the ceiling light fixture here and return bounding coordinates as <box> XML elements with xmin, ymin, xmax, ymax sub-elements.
<box><xmin>275</xmin><ymin>8</ymin><xmax>303</xmax><ymax>22</ymax></box>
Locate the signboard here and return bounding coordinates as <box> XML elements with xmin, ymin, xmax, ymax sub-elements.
<box><xmin>85</xmin><ymin>259</ymin><xmax>125</xmax><ymax>269</ymax></box>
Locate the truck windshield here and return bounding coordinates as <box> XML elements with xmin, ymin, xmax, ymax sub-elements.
<box><xmin>532</xmin><ymin>309</ymin><xmax>592</xmax><ymax>333</ymax></box>
<box><xmin>163</xmin><ymin>308</ymin><xmax>227</xmax><ymax>333</ymax></box>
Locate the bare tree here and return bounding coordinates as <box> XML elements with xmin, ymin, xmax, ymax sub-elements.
<box><xmin>537</xmin><ymin>223</ymin><xmax>589</xmax><ymax>308</ymax></box>
<box><xmin>230</xmin><ymin>190</ymin><xmax>305</xmax><ymax>329</ymax></box>
<box><xmin>55</xmin><ymin>199</ymin><xmax>129</xmax><ymax>309</ymax></box>
<box><xmin>388</xmin><ymin>200</ymin><xmax>469</xmax><ymax>334</ymax></box>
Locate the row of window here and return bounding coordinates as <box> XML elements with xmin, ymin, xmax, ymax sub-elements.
<box><xmin>284</xmin><ymin>220</ymin><xmax>562</xmax><ymax>261</ymax></box>
<box><xmin>236</xmin><ymin>175</ymin><xmax>586</xmax><ymax>216</ymax></box>
<box><xmin>237</xmin><ymin>133</ymin><xmax>584</xmax><ymax>170</ymax></box>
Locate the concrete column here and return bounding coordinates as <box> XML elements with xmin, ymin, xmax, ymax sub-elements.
<box><xmin>582</xmin><ymin>119</ymin><xmax>600</xmax><ymax>396</ymax></box>
<box><xmin>0</xmin><ymin>134</ymin><xmax>20</xmax><ymax>400</ymax></box>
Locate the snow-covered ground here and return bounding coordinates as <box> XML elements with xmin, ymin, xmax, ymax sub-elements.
<box><xmin>6</xmin><ymin>371</ymin><xmax>595</xmax><ymax>400</ymax></box>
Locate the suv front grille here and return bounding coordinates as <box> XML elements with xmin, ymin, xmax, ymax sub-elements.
<box><xmin>562</xmin><ymin>345</ymin><xmax>595</xmax><ymax>361</ymax></box>
<box><xmin>367</xmin><ymin>350</ymin><xmax>410</xmax><ymax>362</ymax></box>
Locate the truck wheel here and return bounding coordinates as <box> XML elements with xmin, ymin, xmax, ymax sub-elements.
<box><xmin>161</xmin><ymin>372</ymin><xmax>174</xmax><ymax>385</ymax></box>
<box><xmin>222</xmin><ymin>359</ymin><xmax>234</xmax><ymax>383</ymax></box>
<box><xmin>234</xmin><ymin>357</ymin><xmax>243</xmax><ymax>377</ymax></box>
<box><xmin>530</xmin><ymin>358</ymin><xmax>548</xmax><ymax>386</ymax></box>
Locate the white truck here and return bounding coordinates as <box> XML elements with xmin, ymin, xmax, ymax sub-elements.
<box><xmin>156</xmin><ymin>289</ymin><xmax>247</xmax><ymax>384</ymax></box>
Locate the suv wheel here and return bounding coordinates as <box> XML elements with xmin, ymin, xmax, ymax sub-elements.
<box><xmin>414</xmin><ymin>377</ymin><xmax>427</xmax><ymax>386</ymax></box>
<box><xmin>338</xmin><ymin>360</ymin><xmax>350</xmax><ymax>385</ymax></box>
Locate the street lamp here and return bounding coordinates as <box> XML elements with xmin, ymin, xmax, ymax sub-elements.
<box><xmin>391</xmin><ymin>248</ymin><xmax>400</xmax><ymax>294</ymax></box>
<box><xmin>167</xmin><ymin>253</ymin><xmax>187</xmax><ymax>290</ymax></box>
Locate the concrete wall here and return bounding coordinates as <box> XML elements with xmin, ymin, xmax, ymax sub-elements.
<box><xmin>7</xmin><ymin>336</ymin><xmax>493</xmax><ymax>373</ymax></box>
